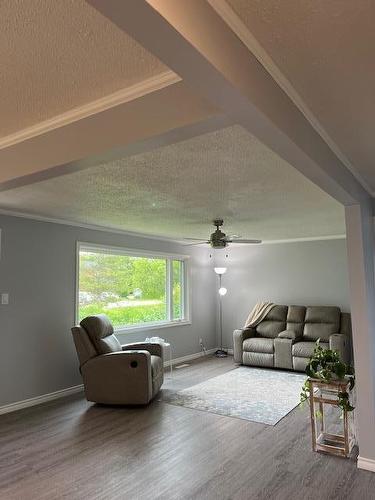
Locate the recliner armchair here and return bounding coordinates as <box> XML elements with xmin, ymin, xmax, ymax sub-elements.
<box><xmin>71</xmin><ymin>314</ymin><xmax>164</xmax><ymax>405</ymax></box>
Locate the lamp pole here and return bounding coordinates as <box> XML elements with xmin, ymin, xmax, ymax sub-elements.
<box><xmin>214</xmin><ymin>267</ymin><xmax>227</xmax><ymax>357</ymax></box>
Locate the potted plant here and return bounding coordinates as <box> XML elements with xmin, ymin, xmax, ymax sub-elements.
<box><xmin>300</xmin><ymin>340</ymin><xmax>355</xmax><ymax>413</ymax></box>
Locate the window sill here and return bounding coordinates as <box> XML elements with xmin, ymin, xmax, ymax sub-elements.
<box><xmin>115</xmin><ymin>320</ymin><xmax>192</xmax><ymax>335</ymax></box>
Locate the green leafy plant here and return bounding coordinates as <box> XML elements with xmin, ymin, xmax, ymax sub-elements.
<box><xmin>300</xmin><ymin>340</ymin><xmax>355</xmax><ymax>413</ymax></box>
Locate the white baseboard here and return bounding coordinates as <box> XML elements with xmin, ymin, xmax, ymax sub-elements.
<box><xmin>164</xmin><ymin>348</ymin><xmax>217</xmax><ymax>367</ymax></box>
<box><xmin>0</xmin><ymin>349</ymin><xmax>218</xmax><ymax>416</ymax></box>
<box><xmin>357</xmin><ymin>456</ymin><xmax>375</xmax><ymax>472</ymax></box>
<box><xmin>0</xmin><ymin>384</ymin><xmax>84</xmax><ymax>416</ymax></box>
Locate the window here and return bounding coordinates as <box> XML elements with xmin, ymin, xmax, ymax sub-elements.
<box><xmin>77</xmin><ymin>243</ymin><xmax>189</xmax><ymax>331</ymax></box>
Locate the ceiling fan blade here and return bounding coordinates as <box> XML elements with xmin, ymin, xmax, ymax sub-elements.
<box><xmin>183</xmin><ymin>241</ymin><xmax>210</xmax><ymax>246</ymax></box>
<box><xmin>182</xmin><ymin>237</ymin><xmax>208</xmax><ymax>241</ymax></box>
<box><xmin>227</xmin><ymin>239</ymin><xmax>262</xmax><ymax>244</ymax></box>
<box><xmin>226</xmin><ymin>234</ymin><xmax>242</xmax><ymax>240</ymax></box>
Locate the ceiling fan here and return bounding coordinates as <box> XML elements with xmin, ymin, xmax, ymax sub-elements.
<box><xmin>183</xmin><ymin>219</ymin><xmax>262</xmax><ymax>249</ymax></box>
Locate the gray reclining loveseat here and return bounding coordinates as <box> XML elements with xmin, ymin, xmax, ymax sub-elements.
<box><xmin>233</xmin><ymin>305</ymin><xmax>351</xmax><ymax>371</ymax></box>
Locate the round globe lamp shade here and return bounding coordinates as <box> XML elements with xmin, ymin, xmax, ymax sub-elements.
<box><xmin>218</xmin><ymin>287</ymin><xmax>228</xmax><ymax>296</ymax></box>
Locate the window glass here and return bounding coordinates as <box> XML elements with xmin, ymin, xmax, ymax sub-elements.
<box><xmin>78</xmin><ymin>246</ymin><xmax>187</xmax><ymax>330</ymax></box>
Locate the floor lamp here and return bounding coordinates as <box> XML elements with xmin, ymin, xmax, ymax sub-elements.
<box><xmin>214</xmin><ymin>267</ymin><xmax>227</xmax><ymax>357</ymax></box>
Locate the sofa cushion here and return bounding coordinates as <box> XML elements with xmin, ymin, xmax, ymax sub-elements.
<box><xmin>293</xmin><ymin>357</ymin><xmax>309</xmax><ymax>372</ymax></box>
<box><xmin>278</xmin><ymin>330</ymin><xmax>301</xmax><ymax>340</ymax></box>
<box><xmin>243</xmin><ymin>351</ymin><xmax>273</xmax><ymax>368</ymax></box>
<box><xmin>303</xmin><ymin>306</ymin><xmax>340</xmax><ymax>341</ymax></box>
<box><xmin>255</xmin><ymin>305</ymin><xmax>287</xmax><ymax>338</ymax></box>
<box><xmin>243</xmin><ymin>337</ymin><xmax>274</xmax><ymax>354</ymax></box>
<box><xmin>286</xmin><ymin>305</ymin><xmax>306</xmax><ymax>337</ymax></box>
<box><xmin>292</xmin><ymin>341</ymin><xmax>328</xmax><ymax>358</ymax></box>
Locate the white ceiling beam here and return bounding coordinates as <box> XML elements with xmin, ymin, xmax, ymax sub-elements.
<box><xmin>0</xmin><ymin>71</ymin><xmax>180</xmax><ymax>151</ymax></box>
<box><xmin>0</xmin><ymin>113</ymin><xmax>232</xmax><ymax>192</ymax></box>
<box><xmin>88</xmin><ymin>0</ymin><xmax>371</xmax><ymax>206</ymax></box>
<box><xmin>207</xmin><ymin>0</ymin><xmax>373</xmax><ymax>197</ymax></box>
<box><xmin>0</xmin><ymin>80</ymin><xmax>217</xmax><ymax>188</ymax></box>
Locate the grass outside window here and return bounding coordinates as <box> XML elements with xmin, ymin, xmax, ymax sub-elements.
<box><xmin>77</xmin><ymin>244</ymin><xmax>188</xmax><ymax>330</ymax></box>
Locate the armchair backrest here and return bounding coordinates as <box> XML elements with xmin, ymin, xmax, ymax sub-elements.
<box><xmin>80</xmin><ymin>314</ymin><xmax>122</xmax><ymax>355</ymax></box>
<box><xmin>71</xmin><ymin>325</ymin><xmax>97</xmax><ymax>367</ymax></box>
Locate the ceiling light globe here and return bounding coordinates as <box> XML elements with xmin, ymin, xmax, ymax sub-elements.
<box><xmin>214</xmin><ymin>267</ymin><xmax>227</xmax><ymax>275</ymax></box>
<box><xmin>218</xmin><ymin>287</ymin><xmax>227</xmax><ymax>296</ymax></box>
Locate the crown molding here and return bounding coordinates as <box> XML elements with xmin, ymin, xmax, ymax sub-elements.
<box><xmin>0</xmin><ymin>209</ymin><xmax>346</xmax><ymax>246</ymax></box>
<box><xmin>0</xmin><ymin>208</ymin><xmax>184</xmax><ymax>244</ymax></box>
<box><xmin>262</xmin><ymin>234</ymin><xmax>346</xmax><ymax>245</ymax></box>
<box><xmin>208</xmin><ymin>0</ymin><xmax>373</xmax><ymax>196</ymax></box>
<box><xmin>0</xmin><ymin>70</ymin><xmax>181</xmax><ymax>150</ymax></box>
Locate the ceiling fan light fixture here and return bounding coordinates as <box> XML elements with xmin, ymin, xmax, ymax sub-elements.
<box><xmin>214</xmin><ymin>267</ymin><xmax>227</xmax><ymax>275</ymax></box>
<box><xmin>184</xmin><ymin>219</ymin><xmax>261</xmax><ymax>248</ymax></box>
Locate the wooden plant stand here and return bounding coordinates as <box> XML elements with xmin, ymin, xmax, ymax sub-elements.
<box><xmin>308</xmin><ymin>377</ymin><xmax>355</xmax><ymax>458</ymax></box>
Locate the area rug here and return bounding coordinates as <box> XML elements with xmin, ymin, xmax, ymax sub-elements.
<box><xmin>163</xmin><ymin>367</ymin><xmax>306</xmax><ymax>425</ymax></box>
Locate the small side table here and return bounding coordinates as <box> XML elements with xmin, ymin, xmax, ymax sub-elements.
<box><xmin>145</xmin><ymin>338</ymin><xmax>173</xmax><ymax>378</ymax></box>
<box><xmin>162</xmin><ymin>342</ymin><xmax>173</xmax><ymax>379</ymax></box>
<box><xmin>308</xmin><ymin>377</ymin><xmax>355</xmax><ymax>457</ymax></box>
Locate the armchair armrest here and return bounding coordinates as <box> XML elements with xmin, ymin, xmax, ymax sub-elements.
<box><xmin>122</xmin><ymin>342</ymin><xmax>163</xmax><ymax>359</ymax></box>
<box><xmin>278</xmin><ymin>330</ymin><xmax>302</xmax><ymax>341</ymax></box>
<box><xmin>81</xmin><ymin>351</ymin><xmax>152</xmax><ymax>405</ymax></box>
<box><xmin>329</xmin><ymin>334</ymin><xmax>349</xmax><ymax>363</ymax></box>
<box><xmin>233</xmin><ymin>328</ymin><xmax>256</xmax><ymax>363</ymax></box>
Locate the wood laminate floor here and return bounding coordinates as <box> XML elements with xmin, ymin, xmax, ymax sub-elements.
<box><xmin>1</xmin><ymin>356</ymin><xmax>374</xmax><ymax>500</ymax></box>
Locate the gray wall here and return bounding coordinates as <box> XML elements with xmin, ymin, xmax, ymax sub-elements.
<box><xmin>214</xmin><ymin>239</ymin><xmax>350</xmax><ymax>349</ymax></box>
<box><xmin>0</xmin><ymin>213</ymin><xmax>350</xmax><ymax>408</ymax></box>
<box><xmin>0</xmin><ymin>214</ymin><xmax>216</xmax><ymax>407</ymax></box>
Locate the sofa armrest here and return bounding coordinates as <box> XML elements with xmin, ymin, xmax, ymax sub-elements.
<box><xmin>122</xmin><ymin>342</ymin><xmax>163</xmax><ymax>360</ymax></box>
<box><xmin>274</xmin><ymin>337</ymin><xmax>293</xmax><ymax>370</ymax></box>
<box><xmin>329</xmin><ymin>334</ymin><xmax>350</xmax><ymax>364</ymax></box>
<box><xmin>81</xmin><ymin>351</ymin><xmax>152</xmax><ymax>404</ymax></box>
<box><xmin>233</xmin><ymin>328</ymin><xmax>256</xmax><ymax>363</ymax></box>
<box><xmin>278</xmin><ymin>330</ymin><xmax>302</xmax><ymax>341</ymax></box>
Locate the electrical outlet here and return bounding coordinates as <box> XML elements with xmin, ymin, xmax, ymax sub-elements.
<box><xmin>1</xmin><ymin>293</ymin><xmax>9</xmax><ymax>305</ymax></box>
<box><xmin>199</xmin><ymin>338</ymin><xmax>207</xmax><ymax>355</ymax></box>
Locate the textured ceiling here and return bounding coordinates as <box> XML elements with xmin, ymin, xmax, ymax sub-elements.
<box><xmin>0</xmin><ymin>125</ymin><xmax>344</xmax><ymax>241</ymax></box>
<box><xmin>0</xmin><ymin>0</ymin><xmax>168</xmax><ymax>137</ymax></box>
<box><xmin>226</xmin><ymin>0</ymin><xmax>375</xmax><ymax>192</ymax></box>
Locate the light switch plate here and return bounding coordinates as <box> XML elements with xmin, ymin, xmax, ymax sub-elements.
<box><xmin>1</xmin><ymin>293</ymin><xmax>9</xmax><ymax>305</ymax></box>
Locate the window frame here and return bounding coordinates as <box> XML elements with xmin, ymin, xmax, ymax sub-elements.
<box><xmin>75</xmin><ymin>241</ymin><xmax>191</xmax><ymax>334</ymax></box>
